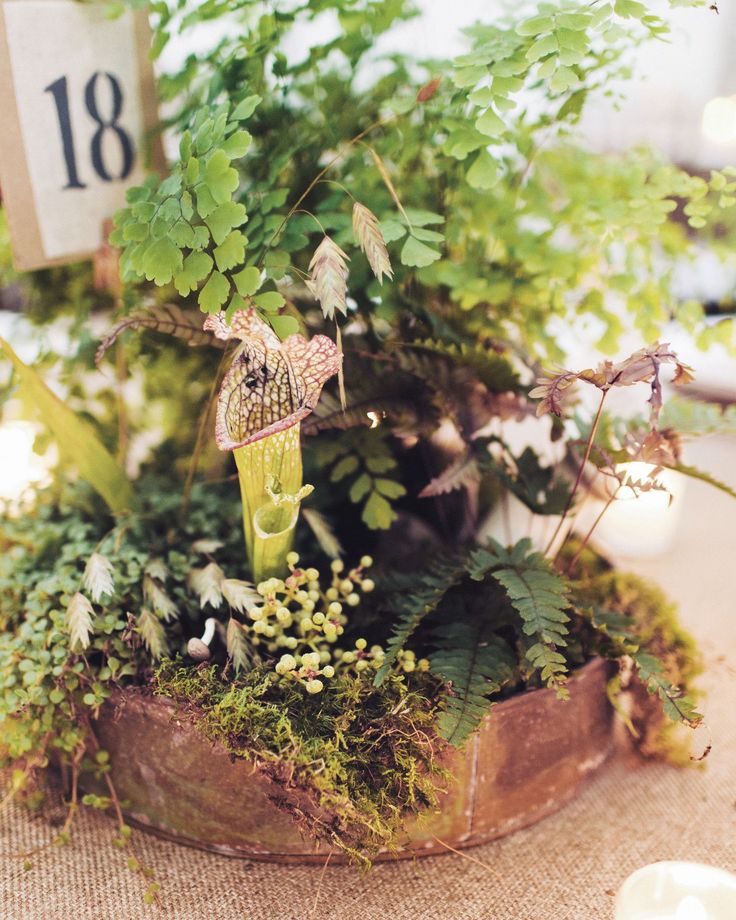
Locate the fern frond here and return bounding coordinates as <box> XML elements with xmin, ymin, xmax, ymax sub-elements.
<box><xmin>478</xmin><ymin>443</ymin><xmax>571</xmax><ymax>515</ymax></box>
<box><xmin>398</xmin><ymin>339</ymin><xmax>519</xmax><ymax>393</ymax></box>
<box><xmin>419</xmin><ymin>449</ymin><xmax>480</xmax><ymax>498</ymax></box>
<box><xmin>302</xmin><ymin>389</ymin><xmax>408</xmax><ymax>435</ymax></box>
<box><xmin>373</xmin><ymin>557</ymin><xmax>466</xmax><ymax>686</ymax></box>
<box><xmin>96</xmin><ymin>303</ymin><xmax>222</xmax><ymax>364</ymax></box>
<box><xmin>634</xmin><ymin>652</ymin><xmax>702</xmax><ymax>727</ymax></box>
<box><xmin>430</xmin><ymin>617</ymin><xmax>516</xmax><ymax>747</ymax></box>
<box><xmin>469</xmin><ymin>539</ymin><xmax>570</xmax><ymax>691</ymax></box>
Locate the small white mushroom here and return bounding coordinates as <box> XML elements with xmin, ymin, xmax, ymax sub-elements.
<box><xmin>187</xmin><ymin>617</ymin><xmax>217</xmax><ymax>662</ymax></box>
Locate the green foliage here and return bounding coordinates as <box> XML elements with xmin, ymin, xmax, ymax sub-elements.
<box><xmin>153</xmin><ymin>661</ymin><xmax>448</xmax><ymax>864</ymax></box>
<box><xmin>479</xmin><ymin>442</ymin><xmax>571</xmax><ymax>516</ymax></box>
<box><xmin>0</xmin><ymin>0</ymin><xmax>721</xmax><ymax>865</ymax></box>
<box><xmin>430</xmin><ymin>616</ymin><xmax>516</xmax><ymax>746</ymax></box>
<box><xmin>659</xmin><ymin>396</ymin><xmax>736</xmax><ymax>436</ymax></box>
<box><xmin>0</xmin><ymin>337</ymin><xmax>133</xmax><ymax>513</ymax></box>
<box><xmin>468</xmin><ymin>539</ymin><xmax>571</xmax><ymax>695</ymax></box>
<box><xmin>374</xmin><ymin>557</ymin><xmax>468</xmax><ymax>684</ymax></box>
<box><xmin>570</xmin><ymin>567</ymin><xmax>703</xmax><ymax>761</ymax></box>
<box><xmin>0</xmin><ymin>476</ymin><xmax>243</xmax><ymax>767</ymax></box>
<box><xmin>309</xmin><ymin>427</ymin><xmax>406</xmax><ymax>530</ymax></box>
<box><xmin>110</xmin><ymin>100</ymin><xmax>289</xmax><ymax>330</ymax></box>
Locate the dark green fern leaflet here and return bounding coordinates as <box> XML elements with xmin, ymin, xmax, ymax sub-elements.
<box><xmin>581</xmin><ymin>603</ymin><xmax>702</xmax><ymax>729</ymax></box>
<box><xmin>478</xmin><ymin>442</ymin><xmax>571</xmax><ymax>516</ymax></box>
<box><xmin>468</xmin><ymin>538</ymin><xmax>570</xmax><ymax>693</ymax></box>
<box><xmin>430</xmin><ymin>615</ymin><xmax>516</xmax><ymax>747</ymax></box>
<box><xmin>634</xmin><ymin>652</ymin><xmax>703</xmax><ymax>727</ymax></box>
<box><xmin>395</xmin><ymin>339</ymin><xmax>520</xmax><ymax>393</ymax></box>
<box><xmin>373</xmin><ymin>557</ymin><xmax>466</xmax><ymax>686</ymax></box>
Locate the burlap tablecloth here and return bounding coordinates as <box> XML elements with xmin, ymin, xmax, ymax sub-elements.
<box><xmin>2</xmin><ymin>437</ymin><xmax>735</xmax><ymax>920</ymax></box>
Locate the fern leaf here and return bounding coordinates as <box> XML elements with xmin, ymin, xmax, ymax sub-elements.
<box><xmin>301</xmin><ymin>368</ymin><xmax>422</xmax><ymax>435</ymax></box>
<box><xmin>469</xmin><ymin>539</ymin><xmax>570</xmax><ymax>690</ymax></box>
<box><xmin>96</xmin><ymin>303</ymin><xmax>223</xmax><ymax>364</ymax></box>
<box><xmin>307</xmin><ymin>235</ymin><xmax>350</xmax><ymax>320</ymax></box>
<box><xmin>137</xmin><ymin>609</ymin><xmax>168</xmax><ymax>660</ymax></box>
<box><xmin>419</xmin><ymin>449</ymin><xmax>480</xmax><ymax>498</ymax></box>
<box><xmin>634</xmin><ymin>652</ymin><xmax>703</xmax><ymax>727</ymax></box>
<box><xmin>66</xmin><ymin>592</ymin><xmax>95</xmax><ymax>651</ymax></box>
<box><xmin>353</xmin><ymin>202</ymin><xmax>393</xmax><ymax>285</ymax></box>
<box><xmin>302</xmin><ymin>391</ymin><xmax>398</xmax><ymax>434</ymax></box>
<box><xmin>431</xmin><ymin>618</ymin><xmax>515</xmax><ymax>747</ymax></box>
<box><xmin>672</xmin><ymin>462</ymin><xmax>736</xmax><ymax>501</ymax></box>
<box><xmin>373</xmin><ymin>557</ymin><xmax>466</xmax><ymax>686</ymax></box>
<box><xmin>491</xmin><ymin>566</ymin><xmax>569</xmax><ymax>646</ymax></box>
<box><xmin>398</xmin><ymin>339</ymin><xmax>520</xmax><ymax>393</ymax></box>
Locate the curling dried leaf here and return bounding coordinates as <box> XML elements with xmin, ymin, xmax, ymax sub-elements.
<box><xmin>419</xmin><ymin>449</ymin><xmax>480</xmax><ymax>498</ymax></box>
<box><xmin>532</xmin><ymin>343</ymin><xmax>695</xmax><ymax>423</ymax></box>
<box><xmin>529</xmin><ymin>371</ymin><xmax>578</xmax><ymax>417</ymax></box>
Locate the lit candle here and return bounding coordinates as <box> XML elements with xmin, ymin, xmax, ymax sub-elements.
<box><xmin>615</xmin><ymin>861</ymin><xmax>736</xmax><ymax>920</ymax></box>
<box><xmin>0</xmin><ymin>421</ymin><xmax>51</xmax><ymax>504</ymax></box>
<box><xmin>578</xmin><ymin>461</ymin><xmax>684</xmax><ymax>560</ymax></box>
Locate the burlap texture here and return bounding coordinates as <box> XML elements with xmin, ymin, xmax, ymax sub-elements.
<box><xmin>1</xmin><ymin>437</ymin><xmax>735</xmax><ymax>920</ymax></box>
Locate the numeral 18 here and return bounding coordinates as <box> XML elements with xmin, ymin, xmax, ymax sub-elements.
<box><xmin>45</xmin><ymin>71</ymin><xmax>135</xmax><ymax>190</ymax></box>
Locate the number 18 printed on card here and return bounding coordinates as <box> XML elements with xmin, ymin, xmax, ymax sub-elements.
<box><xmin>0</xmin><ymin>1</ymin><xmax>159</xmax><ymax>269</ymax></box>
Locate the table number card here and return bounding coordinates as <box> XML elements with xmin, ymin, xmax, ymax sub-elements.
<box><xmin>0</xmin><ymin>1</ymin><xmax>160</xmax><ymax>270</ymax></box>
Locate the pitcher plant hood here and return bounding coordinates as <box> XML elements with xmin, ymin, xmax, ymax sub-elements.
<box><xmin>205</xmin><ymin>308</ymin><xmax>342</xmax><ymax>451</ymax></box>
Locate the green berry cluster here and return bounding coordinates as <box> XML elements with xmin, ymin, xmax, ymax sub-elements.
<box><xmin>232</xmin><ymin>553</ymin><xmax>405</xmax><ymax>693</ymax></box>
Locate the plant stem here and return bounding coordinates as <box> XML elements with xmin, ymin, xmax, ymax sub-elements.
<box><xmin>565</xmin><ymin>485</ymin><xmax>620</xmax><ymax>576</ymax></box>
<box><xmin>545</xmin><ymin>389</ymin><xmax>608</xmax><ymax>559</ymax></box>
<box><xmin>259</xmin><ymin>114</ymin><xmax>397</xmax><ymax>266</ymax></box>
<box><xmin>115</xmin><ymin>341</ymin><xmax>129</xmax><ymax>469</ymax></box>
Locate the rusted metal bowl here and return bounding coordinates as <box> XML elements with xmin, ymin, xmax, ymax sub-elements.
<box><xmin>92</xmin><ymin>658</ymin><xmax>614</xmax><ymax>863</ymax></box>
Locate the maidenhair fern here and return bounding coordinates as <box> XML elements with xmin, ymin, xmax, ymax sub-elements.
<box><xmin>468</xmin><ymin>539</ymin><xmax>571</xmax><ymax>696</ymax></box>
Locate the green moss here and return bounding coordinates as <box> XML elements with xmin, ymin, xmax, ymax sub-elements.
<box><xmin>153</xmin><ymin>661</ymin><xmax>450</xmax><ymax>864</ymax></box>
<box><xmin>574</xmin><ymin>569</ymin><xmax>703</xmax><ymax>764</ymax></box>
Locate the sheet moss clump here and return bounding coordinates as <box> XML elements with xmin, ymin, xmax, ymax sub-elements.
<box><xmin>153</xmin><ymin>661</ymin><xmax>450</xmax><ymax>863</ymax></box>
<box><xmin>574</xmin><ymin>570</ymin><xmax>703</xmax><ymax>764</ymax></box>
